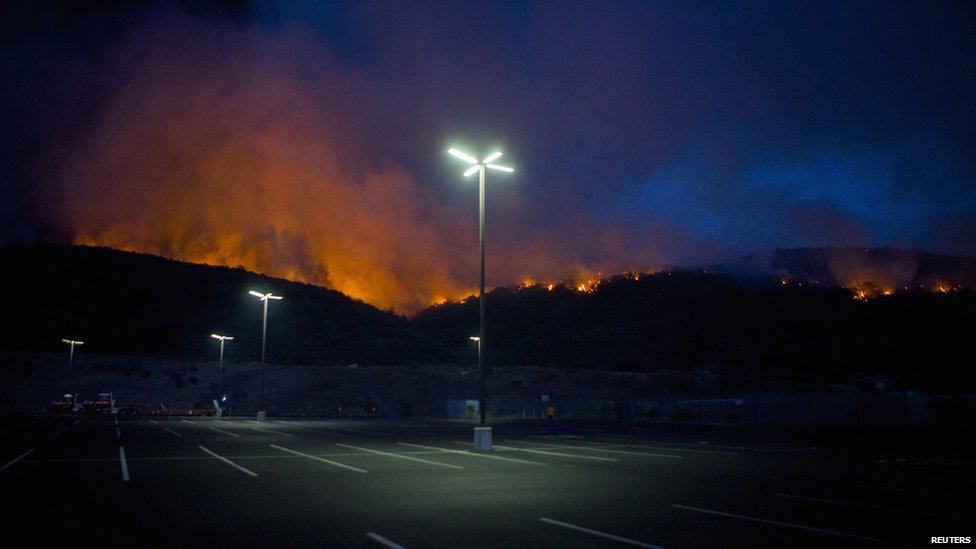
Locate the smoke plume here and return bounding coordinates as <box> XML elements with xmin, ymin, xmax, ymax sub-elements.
<box><xmin>41</xmin><ymin>13</ymin><xmax>679</xmax><ymax>313</ymax></box>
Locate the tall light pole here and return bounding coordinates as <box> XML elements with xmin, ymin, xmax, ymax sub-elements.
<box><xmin>210</xmin><ymin>333</ymin><xmax>234</xmax><ymax>403</ymax></box>
<box><xmin>449</xmin><ymin>148</ymin><xmax>514</xmax><ymax>447</ymax></box>
<box><xmin>249</xmin><ymin>290</ymin><xmax>282</xmax><ymax>420</ymax></box>
<box><xmin>61</xmin><ymin>339</ymin><xmax>84</xmax><ymax>369</ymax></box>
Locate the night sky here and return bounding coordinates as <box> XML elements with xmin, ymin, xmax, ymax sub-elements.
<box><xmin>1</xmin><ymin>1</ymin><xmax>974</xmax><ymax>311</ymax></box>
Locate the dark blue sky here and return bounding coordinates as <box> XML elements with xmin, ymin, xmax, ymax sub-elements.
<box><xmin>2</xmin><ymin>0</ymin><xmax>975</xmax><ymax>264</ymax></box>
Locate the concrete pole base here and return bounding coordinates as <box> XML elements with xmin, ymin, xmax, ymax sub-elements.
<box><xmin>256</xmin><ymin>411</ymin><xmax>267</xmax><ymax>422</ymax></box>
<box><xmin>473</xmin><ymin>426</ymin><xmax>492</xmax><ymax>453</ymax></box>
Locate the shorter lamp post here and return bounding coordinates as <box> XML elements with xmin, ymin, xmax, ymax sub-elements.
<box><xmin>210</xmin><ymin>333</ymin><xmax>234</xmax><ymax>404</ymax></box>
<box><xmin>61</xmin><ymin>339</ymin><xmax>84</xmax><ymax>369</ymax></box>
<box><xmin>469</xmin><ymin>336</ymin><xmax>483</xmax><ymax>418</ymax></box>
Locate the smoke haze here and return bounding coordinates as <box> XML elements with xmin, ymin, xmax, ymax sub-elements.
<box><xmin>41</xmin><ymin>13</ymin><xmax>685</xmax><ymax>313</ymax></box>
<box><xmin>3</xmin><ymin>2</ymin><xmax>972</xmax><ymax>312</ymax></box>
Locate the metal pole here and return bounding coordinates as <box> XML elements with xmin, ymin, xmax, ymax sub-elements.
<box><xmin>67</xmin><ymin>343</ymin><xmax>74</xmax><ymax>370</ymax></box>
<box><xmin>260</xmin><ymin>298</ymin><xmax>268</xmax><ymax>413</ymax></box>
<box><xmin>478</xmin><ymin>165</ymin><xmax>487</xmax><ymax>426</ymax></box>
<box><xmin>218</xmin><ymin>338</ymin><xmax>224</xmax><ymax>401</ymax></box>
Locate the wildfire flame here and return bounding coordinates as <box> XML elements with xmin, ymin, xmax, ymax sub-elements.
<box><xmin>37</xmin><ymin>16</ymin><xmax>974</xmax><ymax>314</ymax></box>
<box><xmin>40</xmin><ymin>15</ymin><xmax>673</xmax><ymax>315</ymax></box>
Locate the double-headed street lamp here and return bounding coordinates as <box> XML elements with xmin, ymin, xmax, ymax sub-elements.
<box><xmin>61</xmin><ymin>339</ymin><xmax>84</xmax><ymax>369</ymax></box>
<box><xmin>448</xmin><ymin>148</ymin><xmax>514</xmax><ymax>438</ymax></box>
<box><xmin>210</xmin><ymin>333</ymin><xmax>234</xmax><ymax>403</ymax></box>
<box><xmin>249</xmin><ymin>290</ymin><xmax>282</xmax><ymax>420</ymax></box>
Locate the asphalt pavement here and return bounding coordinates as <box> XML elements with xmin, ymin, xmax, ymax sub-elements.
<box><xmin>1</xmin><ymin>415</ymin><xmax>971</xmax><ymax>548</ymax></box>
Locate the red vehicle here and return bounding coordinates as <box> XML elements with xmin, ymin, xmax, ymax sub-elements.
<box><xmin>83</xmin><ymin>393</ymin><xmax>115</xmax><ymax>415</ymax></box>
<box><xmin>49</xmin><ymin>393</ymin><xmax>82</xmax><ymax>415</ymax></box>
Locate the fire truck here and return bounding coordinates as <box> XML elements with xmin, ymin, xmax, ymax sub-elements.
<box><xmin>83</xmin><ymin>393</ymin><xmax>116</xmax><ymax>415</ymax></box>
<box><xmin>49</xmin><ymin>393</ymin><xmax>83</xmax><ymax>415</ymax></box>
<box><xmin>49</xmin><ymin>393</ymin><xmax>117</xmax><ymax>415</ymax></box>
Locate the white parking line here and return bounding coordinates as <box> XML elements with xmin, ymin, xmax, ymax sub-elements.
<box><xmin>270</xmin><ymin>444</ymin><xmax>367</xmax><ymax>473</ymax></box>
<box><xmin>149</xmin><ymin>419</ymin><xmax>158</xmax><ymax>424</ymax></box>
<box><xmin>51</xmin><ymin>427</ymin><xmax>69</xmax><ymax>439</ymax></box>
<box><xmin>397</xmin><ymin>442</ymin><xmax>546</xmax><ymax>465</ymax></box>
<box><xmin>776</xmin><ymin>493</ymin><xmax>942</xmax><ymax>516</ymax></box>
<box><xmin>539</xmin><ymin>518</ymin><xmax>664</xmax><ymax>548</ymax></box>
<box><xmin>251</xmin><ymin>426</ymin><xmax>293</xmax><ymax>437</ymax></box>
<box><xmin>456</xmin><ymin>442</ymin><xmax>618</xmax><ymax>462</ymax></box>
<box><xmin>671</xmin><ymin>504</ymin><xmax>912</xmax><ymax>547</ymax></box>
<box><xmin>209</xmin><ymin>426</ymin><xmax>241</xmax><ymax>438</ymax></box>
<box><xmin>116</xmin><ymin>427</ymin><xmax>122</xmax><ymax>438</ymax></box>
<box><xmin>520</xmin><ymin>441</ymin><xmax>682</xmax><ymax>459</ymax></box>
<box><xmin>198</xmin><ymin>445</ymin><xmax>258</xmax><ymax>477</ymax></box>
<box><xmin>1</xmin><ymin>448</ymin><xmax>35</xmax><ymax>472</ymax></box>
<box><xmin>73</xmin><ymin>419</ymin><xmax>82</xmax><ymax>425</ymax></box>
<box><xmin>366</xmin><ymin>532</ymin><xmax>406</xmax><ymax>549</ymax></box>
<box><xmin>119</xmin><ymin>446</ymin><xmax>130</xmax><ymax>482</ymax></box>
<box><xmin>337</xmin><ymin>443</ymin><xmax>463</xmax><ymax>469</ymax></box>
<box><xmin>163</xmin><ymin>427</ymin><xmax>182</xmax><ymax>437</ymax></box>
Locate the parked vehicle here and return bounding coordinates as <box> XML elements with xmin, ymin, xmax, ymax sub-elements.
<box><xmin>83</xmin><ymin>393</ymin><xmax>116</xmax><ymax>415</ymax></box>
<box><xmin>49</xmin><ymin>393</ymin><xmax>82</xmax><ymax>415</ymax></box>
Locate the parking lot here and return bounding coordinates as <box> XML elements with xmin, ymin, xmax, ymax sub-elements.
<box><xmin>1</xmin><ymin>415</ymin><xmax>970</xmax><ymax>547</ymax></box>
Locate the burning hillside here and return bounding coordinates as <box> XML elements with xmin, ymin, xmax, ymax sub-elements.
<box><xmin>731</xmin><ymin>247</ymin><xmax>976</xmax><ymax>301</ymax></box>
<box><xmin>31</xmin><ymin>15</ymin><xmax>975</xmax><ymax>314</ymax></box>
<box><xmin>36</xmin><ymin>13</ymin><xmax>678</xmax><ymax>315</ymax></box>
<box><xmin>5</xmin><ymin>243</ymin><xmax>976</xmax><ymax>391</ymax></box>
